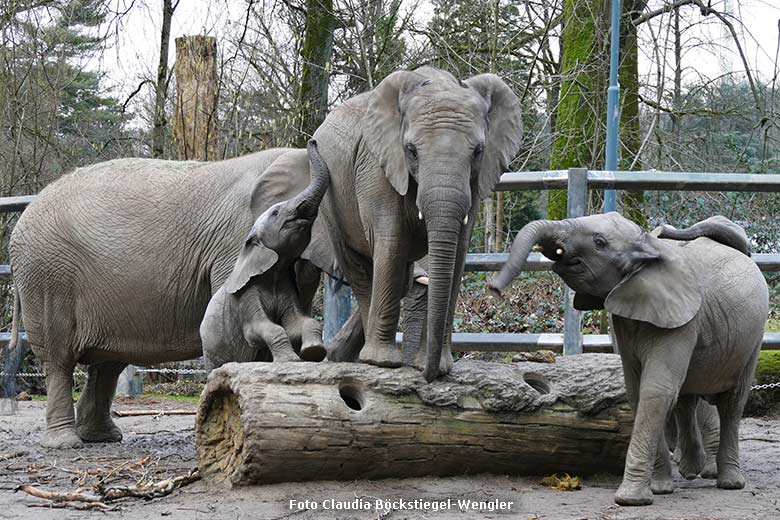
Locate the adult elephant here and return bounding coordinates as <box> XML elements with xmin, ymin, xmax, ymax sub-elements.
<box><xmin>8</xmin><ymin>147</ymin><xmax>337</xmax><ymax>449</ymax></box>
<box><xmin>315</xmin><ymin>66</ymin><xmax>522</xmax><ymax>381</ymax></box>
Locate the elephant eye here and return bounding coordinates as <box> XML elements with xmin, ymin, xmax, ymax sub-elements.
<box><xmin>473</xmin><ymin>144</ymin><xmax>484</xmax><ymax>159</ymax></box>
<box><xmin>405</xmin><ymin>143</ymin><xmax>418</xmax><ymax>160</ymax></box>
<box><xmin>272</xmin><ymin>209</ymin><xmax>279</xmax><ymax>217</ymax></box>
<box><xmin>593</xmin><ymin>235</ymin><xmax>607</xmax><ymax>249</ymax></box>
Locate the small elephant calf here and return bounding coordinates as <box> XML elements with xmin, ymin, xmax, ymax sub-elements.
<box><xmin>201</xmin><ymin>141</ymin><xmax>329</xmax><ymax>370</ymax></box>
<box><xmin>491</xmin><ymin>213</ymin><xmax>768</xmax><ymax>506</ymax></box>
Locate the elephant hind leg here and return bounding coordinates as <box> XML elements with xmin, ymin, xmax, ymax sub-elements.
<box><xmin>715</xmin><ymin>345</ymin><xmax>760</xmax><ymax>489</ymax></box>
<box><xmin>76</xmin><ymin>362</ymin><xmax>126</xmax><ymax>443</ymax></box>
<box><xmin>41</xmin><ymin>358</ymin><xmax>82</xmax><ymax>449</ymax></box>
<box><xmin>674</xmin><ymin>394</ymin><xmax>706</xmax><ymax>479</ymax></box>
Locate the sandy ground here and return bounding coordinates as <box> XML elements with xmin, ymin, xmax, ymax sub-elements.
<box><xmin>1</xmin><ymin>399</ymin><xmax>779</xmax><ymax>520</ymax></box>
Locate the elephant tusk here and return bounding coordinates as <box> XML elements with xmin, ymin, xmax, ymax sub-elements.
<box><xmin>463</xmin><ymin>215</ymin><xmax>468</xmax><ymax>225</ymax></box>
<box><xmin>418</xmin><ymin>211</ymin><xmax>423</xmax><ymax>220</ymax></box>
<box><xmin>415</xmin><ymin>276</ymin><xmax>429</xmax><ymax>286</ymax></box>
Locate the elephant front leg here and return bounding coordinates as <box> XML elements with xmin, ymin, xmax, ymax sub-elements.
<box><xmin>245</xmin><ymin>321</ymin><xmax>298</xmax><ymax>362</ymax></box>
<box><xmin>615</xmin><ymin>340</ymin><xmax>692</xmax><ymax>506</ymax></box>
<box><xmin>76</xmin><ymin>362</ymin><xmax>126</xmax><ymax>443</ymax></box>
<box><xmin>283</xmin><ymin>312</ymin><xmax>326</xmax><ymax>362</ymax></box>
<box><xmin>41</xmin><ymin>361</ymin><xmax>83</xmax><ymax>449</ymax></box>
<box><xmin>359</xmin><ymin>241</ymin><xmax>406</xmax><ymax>368</ymax></box>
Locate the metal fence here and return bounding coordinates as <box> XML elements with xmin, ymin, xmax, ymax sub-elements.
<box><xmin>1</xmin><ymin>168</ymin><xmax>779</xmax><ymax>390</ymax></box>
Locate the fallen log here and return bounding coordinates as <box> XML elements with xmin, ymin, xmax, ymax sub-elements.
<box><xmin>195</xmin><ymin>354</ymin><xmax>632</xmax><ymax>485</ymax></box>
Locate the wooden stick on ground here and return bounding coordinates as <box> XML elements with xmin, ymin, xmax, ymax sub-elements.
<box><xmin>112</xmin><ymin>409</ymin><xmax>196</xmax><ymax>417</ymax></box>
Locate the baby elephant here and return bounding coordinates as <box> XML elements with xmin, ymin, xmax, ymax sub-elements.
<box><xmin>201</xmin><ymin>141</ymin><xmax>329</xmax><ymax>370</ymax></box>
<box><xmin>491</xmin><ymin>213</ymin><xmax>767</xmax><ymax>506</ymax></box>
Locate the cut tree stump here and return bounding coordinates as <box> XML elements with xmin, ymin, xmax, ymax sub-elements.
<box><xmin>195</xmin><ymin>354</ymin><xmax>632</xmax><ymax>485</ymax></box>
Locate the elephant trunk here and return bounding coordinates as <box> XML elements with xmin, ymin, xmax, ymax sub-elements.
<box><xmin>420</xmin><ymin>190</ymin><xmax>469</xmax><ymax>382</ymax></box>
<box><xmin>489</xmin><ymin>219</ymin><xmax>568</xmax><ymax>293</ymax></box>
<box><xmin>293</xmin><ymin>140</ymin><xmax>331</xmax><ymax>219</ymax></box>
<box><xmin>658</xmin><ymin>218</ymin><xmax>751</xmax><ymax>256</ymax></box>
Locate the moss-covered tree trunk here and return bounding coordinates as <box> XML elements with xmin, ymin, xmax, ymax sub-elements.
<box><xmin>548</xmin><ymin>0</ymin><xmax>610</xmax><ymax>219</ymax></box>
<box><xmin>296</xmin><ymin>0</ymin><xmax>336</xmax><ymax>147</ymax></box>
<box><xmin>619</xmin><ymin>0</ymin><xmax>647</xmax><ymax>226</ymax></box>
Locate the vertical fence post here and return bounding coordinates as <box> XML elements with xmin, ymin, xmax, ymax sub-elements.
<box><xmin>116</xmin><ymin>365</ymin><xmax>143</xmax><ymax>397</ymax></box>
<box><xmin>563</xmin><ymin>168</ymin><xmax>588</xmax><ymax>355</ymax></box>
<box><xmin>323</xmin><ymin>276</ymin><xmax>352</xmax><ymax>342</ymax></box>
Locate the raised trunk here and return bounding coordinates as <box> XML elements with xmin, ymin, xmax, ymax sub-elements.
<box><xmin>293</xmin><ymin>140</ymin><xmax>331</xmax><ymax>218</ymax></box>
<box><xmin>490</xmin><ymin>219</ymin><xmax>565</xmax><ymax>292</ymax></box>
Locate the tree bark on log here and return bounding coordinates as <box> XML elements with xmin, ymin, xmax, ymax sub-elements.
<box><xmin>196</xmin><ymin>354</ymin><xmax>632</xmax><ymax>485</ymax></box>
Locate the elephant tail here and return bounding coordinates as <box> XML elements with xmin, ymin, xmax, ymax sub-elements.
<box><xmin>1</xmin><ymin>284</ymin><xmax>22</xmax><ymax>400</ymax></box>
<box><xmin>658</xmin><ymin>216</ymin><xmax>752</xmax><ymax>257</ymax></box>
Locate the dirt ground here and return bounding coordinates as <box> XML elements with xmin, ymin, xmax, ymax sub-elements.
<box><xmin>1</xmin><ymin>399</ymin><xmax>778</xmax><ymax>520</ymax></box>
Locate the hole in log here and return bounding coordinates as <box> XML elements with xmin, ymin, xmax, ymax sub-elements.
<box><xmin>196</xmin><ymin>388</ymin><xmax>244</xmax><ymax>482</ymax></box>
<box><xmin>338</xmin><ymin>381</ymin><xmax>364</xmax><ymax>411</ymax></box>
<box><xmin>523</xmin><ymin>372</ymin><xmax>551</xmax><ymax>395</ymax></box>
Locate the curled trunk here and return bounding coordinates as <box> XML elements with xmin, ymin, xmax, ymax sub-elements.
<box><xmin>490</xmin><ymin>220</ymin><xmax>566</xmax><ymax>292</ymax></box>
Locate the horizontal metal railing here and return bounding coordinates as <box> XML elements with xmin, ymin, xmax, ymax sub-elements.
<box><xmin>1</xmin><ymin>167</ymin><xmax>779</xmax><ymax>360</ymax></box>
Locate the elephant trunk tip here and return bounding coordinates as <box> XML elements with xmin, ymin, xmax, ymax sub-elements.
<box><xmin>487</xmin><ymin>280</ymin><xmax>504</xmax><ymax>300</ymax></box>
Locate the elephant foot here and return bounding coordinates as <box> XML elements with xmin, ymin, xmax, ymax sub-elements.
<box><xmin>672</xmin><ymin>445</ymin><xmax>682</xmax><ymax>464</ymax></box>
<box><xmin>77</xmin><ymin>421</ymin><xmax>123</xmax><ymax>443</ymax></box>
<box><xmin>359</xmin><ymin>342</ymin><xmax>402</xmax><ymax>368</ymax></box>
<box><xmin>614</xmin><ymin>481</ymin><xmax>653</xmax><ymax>506</ymax></box>
<box><xmin>42</xmin><ymin>427</ymin><xmax>84</xmax><ymax>449</ymax></box>
<box><xmin>700</xmin><ymin>457</ymin><xmax>718</xmax><ymax>479</ymax></box>
<box><xmin>271</xmin><ymin>351</ymin><xmax>300</xmax><ymax>363</ymax></box>
<box><xmin>677</xmin><ymin>447</ymin><xmax>706</xmax><ymax>479</ymax></box>
<box><xmin>651</xmin><ymin>477</ymin><xmax>674</xmax><ymax>495</ymax></box>
<box><xmin>717</xmin><ymin>465</ymin><xmax>746</xmax><ymax>489</ymax></box>
<box><xmin>413</xmin><ymin>346</ymin><xmax>454</xmax><ymax>374</ymax></box>
<box><xmin>299</xmin><ymin>343</ymin><xmax>327</xmax><ymax>362</ymax></box>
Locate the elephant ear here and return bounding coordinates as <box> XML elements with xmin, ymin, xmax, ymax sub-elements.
<box><xmin>363</xmin><ymin>70</ymin><xmax>423</xmax><ymax>196</ymax></box>
<box><xmin>464</xmin><ymin>73</ymin><xmax>523</xmax><ymax>200</ymax></box>
<box><xmin>224</xmin><ymin>238</ymin><xmax>279</xmax><ymax>294</ymax></box>
<box><xmin>250</xmin><ymin>149</ymin><xmax>309</xmax><ymax>219</ymax></box>
<box><xmin>605</xmin><ymin>236</ymin><xmax>702</xmax><ymax>329</ymax></box>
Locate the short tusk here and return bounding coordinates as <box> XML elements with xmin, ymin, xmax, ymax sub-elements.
<box><xmin>415</xmin><ymin>276</ymin><xmax>429</xmax><ymax>286</ymax></box>
<box><xmin>418</xmin><ymin>211</ymin><xmax>423</xmax><ymax>220</ymax></box>
<box><xmin>463</xmin><ymin>215</ymin><xmax>468</xmax><ymax>225</ymax></box>
<box><xmin>556</xmin><ymin>248</ymin><xmax>564</xmax><ymax>255</ymax></box>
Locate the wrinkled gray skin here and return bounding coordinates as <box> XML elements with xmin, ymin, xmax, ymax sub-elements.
<box><xmin>314</xmin><ymin>66</ymin><xmax>523</xmax><ymax>381</ymax></box>
<box><xmin>201</xmin><ymin>142</ymin><xmax>329</xmax><ymax>369</ymax></box>
<box><xmin>490</xmin><ymin>213</ymin><xmax>768</xmax><ymax>506</ymax></box>
<box><xmin>9</xmin><ymin>147</ymin><xmax>337</xmax><ymax>449</ymax></box>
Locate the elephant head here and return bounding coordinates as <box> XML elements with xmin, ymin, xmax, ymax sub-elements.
<box><xmin>490</xmin><ymin>212</ymin><xmax>703</xmax><ymax>329</ymax></box>
<box><xmin>364</xmin><ymin>67</ymin><xmax>523</xmax><ymax>380</ymax></box>
<box><xmin>225</xmin><ymin>140</ymin><xmax>331</xmax><ymax>294</ymax></box>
